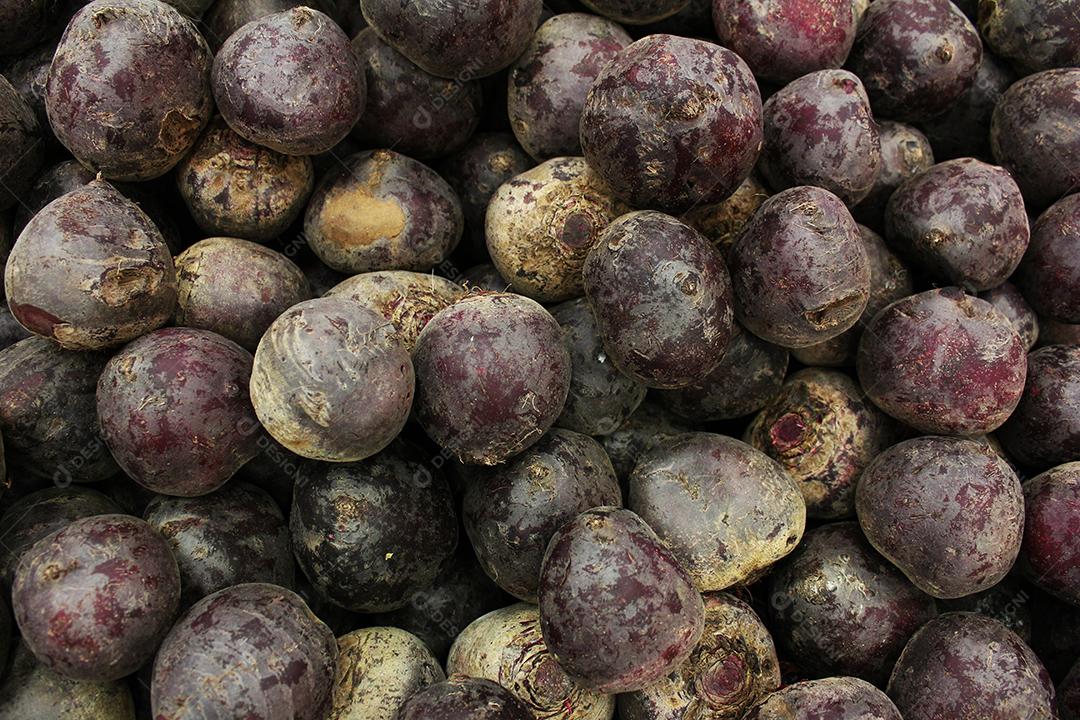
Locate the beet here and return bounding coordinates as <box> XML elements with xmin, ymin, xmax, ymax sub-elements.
<box><xmin>619</xmin><ymin>592</ymin><xmax>781</xmax><ymax>720</ymax></box>
<box><xmin>978</xmin><ymin>0</ymin><xmax>1080</xmax><ymax>74</ymax></box>
<box><xmin>360</xmin><ymin>0</ymin><xmax>542</xmax><ymax>79</ymax></box>
<box><xmin>599</xmin><ymin>400</ymin><xmax>691</xmax><ymax>482</ymax></box>
<box><xmin>5</xmin><ymin>180</ymin><xmax>177</xmax><ymax>350</ymax></box>
<box><xmin>980</xmin><ymin>281</ymin><xmax>1039</xmax><ymax>351</ymax></box>
<box><xmin>398</xmin><ymin>677</ymin><xmax>533</xmax><ymax>720</ymax></box>
<box><xmin>97</xmin><ymin>327</ymin><xmax>260</xmax><ymax>496</ymax></box>
<box><xmin>13</xmin><ymin>514</ymin><xmax>179</xmax><ymax>682</ymax></box>
<box><xmin>151</xmin><ymin>583</ymin><xmax>337</xmax><ymax>720</ymax></box>
<box><xmin>680</xmin><ymin>175</ymin><xmax>770</xmax><ymax>260</ymax></box>
<box><xmin>175</xmin><ymin>237</ymin><xmax>312</xmax><ymax>351</ymax></box>
<box><xmin>744</xmin><ymin>677</ymin><xmax>902</xmax><ymax>719</ymax></box>
<box><xmin>250</xmin><ymin>297</ymin><xmax>414</xmax><ymax>462</ymax></box>
<box><xmin>487</xmin><ymin>156</ymin><xmax>629</xmax><ymax>302</ymax></box>
<box><xmin>857</xmin><ymin>288</ymin><xmax>1028</xmax><ymax>435</ymax></box>
<box><xmin>729</xmin><ymin>185</ymin><xmax>869</xmax><ymax>348</ymax></box>
<box><xmin>1</xmin><ymin>41</ymin><xmax>54</xmax><ymax>133</ymax></box>
<box><xmin>579</xmin><ymin>34</ymin><xmax>762</xmax><ymax>213</ymax></box>
<box><xmin>330</xmin><ymin>627</ymin><xmax>445</xmax><ymax>720</ymax></box>
<box><xmin>918</xmin><ymin>50</ymin><xmax>1014</xmax><ymax>161</ymax></box>
<box><xmin>847</xmin><ymin>0</ymin><xmax>982</xmax><ymax>121</ymax></box>
<box><xmin>507</xmin><ymin>13</ymin><xmax>631</xmax><ymax>160</ymax></box>
<box><xmin>769</xmin><ymin>522</ymin><xmax>937</xmax><ymax>685</ymax></box>
<box><xmin>999</xmin><ymin>345</ymin><xmax>1080</xmax><ymax>468</ymax></box>
<box><xmin>304</xmin><ymin>149</ymin><xmax>463</xmax><ymax>274</ymax></box>
<box><xmin>852</xmin><ymin>121</ymin><xmax>935</xmax><ymax>229</ymax></box>
<box><xmin>857</xmin><ymin>436</ymin><xmax>1025</xmax><ymax>599</ymax></box>
<box><xmin>1018</xmin><ymin>462</ymin><xmax>1080</xmax><ymax>607</ymax></box>
<box><xmin>746</xmin><ymin>369</ymin><xmax>896</xmax><ymax>519</ymax></box>
<box><xmin>212</xmin><ymin>8</ymin><xmax>364</xmax><ymax>155</ymax></box>
<box><xmin>1016</xmin><ymin>193</ymin><xmax>1080</xmax><ymax>324</ymax></box>
<box><xmin>538</xmin><ymin>506</ymin><xmax>705</xmax><ymax>693</ymax></box>
<box><xmin>413</xmin><ymin>292</ymin><xmax>571</xmax><ymax>465</ymax></box>
<box><xmin>0</xmin><ymin>74</ymin><xmax>43</xmax><ymax>212</ymax></box>
<box><xmin>448</xmin><ymin>604</ymin><xmax>614</xmax><ymax>720</ymax></box>
<box><xmin>350</xmin><ymin>28</ymin><xmax>482</xmax><ymax>160</ymax></box>
<box><xmin>583</xmin><ymin>210</ymin><xmax>734</xmax><ymax>388</ymax></box>
<box><xmin>578</xmin><ymin>0</ymin><xmax>687</xmax><ymax>23</ymax></box>
<box><xmin>45</xmin><ymin>0</ymin><xmax>212</xmax><ymax>180</ymax></box>
<box><xmin>991</xmin><ymin>69</ymin><xmax>1080</xmax><ymax>210</ymax></box>
<box><xmin>888</xmin><ymin>613</ymin><xmax>1055</xmax><ymax>719</ymax></box>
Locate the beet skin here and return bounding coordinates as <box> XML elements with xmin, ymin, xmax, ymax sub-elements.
<box><xmin>997</xmin><ymin>344</ymin><xmax>1080</xmax><ymax>468</ymax></box>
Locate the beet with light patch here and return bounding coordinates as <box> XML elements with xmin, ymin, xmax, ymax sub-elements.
<box><xmin>978</xmin><ymin>0</ymin><xmax>1080</xmax><ymax>74</ymax></box>
<box><xmin>681</xmin><ymin>175</ymin><xmax>770</xmax><ymax>260</ymax></box>
<box><xmin>980</xmin><ymin>281</ymin><xmax>1039</xmax><ymax>351</ymax></box>
<box><xmin>854</xmin><ymin>121</ymin><xmax>934</xmax><ymax>229</ymax></box>
<box><xmin>744</xmin><ymin>677</ymin><xmax>902</xmax><ymax>720</ymax></box>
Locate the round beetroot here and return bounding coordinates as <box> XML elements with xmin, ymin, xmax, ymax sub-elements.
<box><xmin>578</xmin><ymin>0</ymin><xmax>687</xmax><ymax>24</ymax></box>
<box><xmin>1015</xmin><ymin>193</ymin><xmax>1080</xmax><ymax>324</ymax></box>
<box><xmin>979</xmin><ymin>0</ymin><xmax>1080</xmax><ymax>74</ymax></box>
<box><xmin>398</xmin><ymin>677</ymin><xmax>533</xmax><ymax>720</ymax></box>
<box><xmin>329</xmin><ymin>627</ymin><xmax>444</xmax><ymax>720</ymax></box>
<box><xmin>980</xmin><ymin>281</ymin><xmax>1039</xmax><ymax>351</ymax></box>
<box><xmin>1020</xmin><ymin>462</ymin><xmax>1080</xmax><ymax>605</ymax></box>
<box><xmin>45</xmin><ymin>0</ymin><xmax>212</xmax><ymax>180</ymax></box>
<box><xmin>579</xmin><ymin>34</ymin><xmax>762</xmax><ymax>213</ymax></box>
<box><xmin>745</xmin><ymin>677</ymin><xmax>902</xmax><ymax>719</ymax></box>
<box><xmin>12</xmin><ymin>515</ymin><xmax>179</xmax><ymax>682</ymax></box>
<box><xmin>998</xmin><ymin>344</ymin><xmax>1080</xmax><ymax>468</ymax></box>
<box><xmin>854</xmin><ymin>121</ymin><xmax>935</xmax><ymax>228</ymax></box>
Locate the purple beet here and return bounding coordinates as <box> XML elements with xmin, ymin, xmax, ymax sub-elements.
<box><xmin>853</xmin><ymin>121</ymin><xmax>935</xmax><ymax>229</ymax></box>
<box><xmin>1019</xmin><ymin>462</ymin><xmax>1080</xmax><ymax>606</ymax></box>
<box><xmin>919</xmin><ymin>50</ymin><xmax>1015</xmax><ymax>161</ymax></box>
<box><xmin>979</xmin><ymin>0</ymin><xmax>1080</xmax><ymax>74</ymax></box>
<box><xmin>980</xmin><ymin>281</ymin><xmax>1039</xmax><ymax>351</ymax></box>
<box><xmin>997</xmin><ymin>344</ymin><xmax>1080</xmax><ymax>468</ymax></box>
<box><xmin>1015</xmin><ymin>193</ymin><xmax>1080</xmax><ymax>324</ymax></box>
<box><xmin>398</xmin><ymin>677</ymin><xmax>533</xmax><ymax>720</ymax></box>
<box><xmin>744</xmin><ymin>677</ymin><xmax>902</xmax><ymax>719</ymax></box>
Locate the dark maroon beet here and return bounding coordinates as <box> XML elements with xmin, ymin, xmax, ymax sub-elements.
<box><xmin>712</xmin><ymin>0</ymin><xmax>858</xmax><ymax>84</ymax></box>
<box><xmin>0</xmin><ymin>74</ymin><xmax>43</xmax><ymax>212</ymax></box>
<box><xmin>599</xmin><ymin>400</ymin><xmax>691</xmax><ymax>482</ymax></box>
<box><xmin>998</xmin><ymin>345</ymin><xmax>1080</xmax><ymax>468</ymax></box>
<box><xmin>360</xmin><ymin>0</ymin><xmax>543</xmax><ymax>79</ymax></box>
<box><xmin>200</xmin><ymin>0</ymin><xmax>319</xmax><ymax>50</ymax></box>
<box><xmin>45</xmin><ymin>0</ymin><xmax>212</xmax><ymax>180</ymax></box>
<box><xmin>744</xmin><ymin>677</ymin><xmax>902</xmax><ymax>719</ymax></box>
<box><xmin>888</xmin><ymin>613</ymin><xmax>1055</xmax><ymax>719</ymax></box>
<box><xmin>979</xmin><ymin>0</ymin><xmax>1080</xmax><ymax>74</ymax></box>
<box><xmin>97</xmin><ymin>327</ymin><xmax>260</xmax><ymax>497</ymax></box>
<box><xmin>398</xmin><ymin>677</ymin><xmax>533</xmax><ymax>720</ymax></box>
<box><xmin>857</xmin><ymin>288</ymin><xmax>1028</xmax><ymax>435</ymax></box>
<box><xmin>847</xmin><ymin>0</ymin><xmax>982</xmax><ymax>122</ymax></box>
<box><xmin>729</xmin><ymin>186</ymin><xmax>869</xmax><ymax>349</ymax></box>
<box><xmin>144</xmin><ymin>482</ymin><xmax>293</xmax><ymax>607</ymax></box>
<box><xmin>759</xmin><ymin>69</ymin><xmax>881</xmax><ymax>206</ymax></box>
<box><xmin>413</xmin><ymin>292</ymin><xmax>571</xmax><ymax>465</ymax></box>
<box><xmin>857</xmin><ymin>436</ymin><xmax>1025</xmax><ymax>599</ymax></box>
<box><xmin>350</xmin><ymin>28</ymin><xmax>482</xmax><ymax>160</ymax></box>
<box><xmin>507</xmin><ymin>13</ymin><xmax>631</xmax><ymax>160</ymax></box>
<box><xmin>579</xmin><ymin>34</ymin><xmax>762</xmax><ymax>213</ymax></box>
<box><xmin>1016</xmin><ymin>193</ymin><xmax>1080</xmax><ymax>324</ymax></box>
<box><xmin>582</xmin><ymin>211</ymin><xmax>734</xmax><ymax>388</ymax></box>
<box><xmin>980</xmin><ymin>281</ymin><xmax>1039</xmax><ymax>351</ymax></box>
<box><xmin>151</xmin><ymin>583</ymin><xmax>337</xmax><ymax>720</ymax></box>
<box><xmin>12</xmin><ymin>515</ymin><xmax>179</xmax><ymax>682</ymax></box>
<box><xmin>1019</xmin><ymin>462</ymin><xmax>1080</xmax><ymax>605</ymax></box>
<box><xmin>991</xmin><ymin>69</ymin><xmax>1080</xmax><ymax>210</ymax></box>
<box><xmin>853</xmin><ymin>122</ymin><xmax>935</xmax><ymax>229</ymax></box>
<box><xmin>885</xmin><ymin>158</ymin><xmax>1029</xmax><ymax>291</ymax></box>
<box><xmin>291</xmin><ymin>440</ymin><xmax>458</xmax><ymax>613</ymax></box>
<box><xmin>578</xmin><ymin>0</ymin><xmax>687</xmax><ymax>24</ymax></box>
<box><xmin>538</xmin><ymin>507</ymin><xmax>705</xmax><ymax>693</ymax></box>
<box><xmin>919</xmin><ymin>50</ymin><xmax>1014</xmax><ymax>161</ymax></box>
<box><xmin>212</xmin><ymin>8</ymin><xmax>364</xmax><ymax>155</ymax></box>
<box><xmin>768</xmin><ymin>522</ymin><xmax>937</xmax><ymax>685</ymax></box>
<box><xmin>0</xmin><ymin>337</ymin><xmax>118</xmax><ymax>484</ymax></box>
<box><xmin>463</xmin><ymin>428</ymin><xmax>621</xmax><ymax>602</ymax></box>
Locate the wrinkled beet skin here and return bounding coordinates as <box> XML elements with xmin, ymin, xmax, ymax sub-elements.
<box><xmin>0</xmin><ymin>75</ymin><xmax>43</xmax><ymax>213</ymax></box>
<box><xmin>97</xmin><ymin>327</ymin><xmax>260</xmax><ymax>497</ymax></box>
<box><xmin>412</xmin><ymin>293</ymin><xmax>571</xmax><ymax>466</ymax></box>
<box><xmin>744</xmin><ymin>677</ymin><xmax>902</xmax><ymax>719</ymax></box>
<box><xmin>152</xmin><ymin>583</ymin><xmax>337</xmax><ymax>720</ymax></box>
<box><xmin>856</xmin><ymin>436</ymin><xmax>1025</xmax><ymax>599</ymax></box>
<box><xmin>12</xmin><ymin>515</ymin><xmax>179</xmax><ymax>682</ymax></box>
<box><xmin>759</xmin><ymin>69</ymin><xmax>881</xmax><ymax>206</ymax></box>
<box><xmin>291</xmin><ymin>442</ymin><xmax>458</xmax><ymax>613</ymax></box>
<box><xmin>583</xmin><ymin>211</ymin><xmax>734</xmax><ymax>389</ymax></box>
<box><xmin>399</xmin><ymin>677</ymin><xmax>533</xmax><ymax>720</ymax></box>
<box><xmin>729</xmin><ymin>185</ymin><xmax>869</xmax><ymax>349</ymax></box>
<box><xmin>768</xmin><ymin>522</ymin><xmax>937</xmax><ymax>685</ymax></box>
<box><xmin>0</xmin><ymin>337</ymin><xmax>118</xmax><ymax>484</ymax></box>
<box><xmin>213</xmin><ymin>8</ymin><xmax>364</xmax><ymax>156</ymax></box>
<box><xmin>360</xmin><ymin>0</ymin><xmax>543</xmax><ymax>79</ymax></box>
<box><xmin>998</xmin><ymin>345</ymin><xmax>1080</xmax><ymax>468</ymax></box>
<box><xmin>508</xmin><ymin>13</ymin><xmax>631</xmax><ymax>160</ymax></box>
<box><xmin>463</xmin><ymin>428</ymin><xmax>622</xmax><ymax>602</ymax></box>
<box><xmin>857</xmin><ymin>288</ymin><xmax>1028</xmax><ymax>435</ymax></box>
<box><xmin>885</xmin><ymin>158</ymin><xmax>1029</xmax><ymax>292</ymax></box>
<box><xmin>979</xmin><ymin>0</ymin><xmax>1080</xmax><ymax>73</ymax></box>
<box><xmin>888</xmin><ymin>613</ymin><xmax>1056</xmax><ymax>720</ymax></box>
<box><xmin>980</xmin><ymin>281</ymin><xmax>1039</xmax><ymax>351</ymax></box>
<box><xmin>847</xmin><ymin>0</ymin><xmax>982</xmax><ymax>122</ymax></box>
<box><xmin>578</xmin><ymin>0</ymin><xmax>687</xmax><ymax>23</ymax></box>
<box><xmin>854</xmin><ymin>121</ymin><xmax>934</xmax><ymax>229</ymax></box>
<box><xmin>45</xmin><ymin>0</ymin><xmax>212</xmax><ymax>180</ymax></box>
<box><xmin>580</xmin><ymin>34</ymin><xmax>762</xmax><ymax>213</ymax></box>
<box><xmin>538</xmin><ymin>507</ymin><xmax>705</xmax><ymax>693</ymax></box>
<box><xmin>991</xmin><ymin>69</ymin><xmax>1080</xmax><ymax>210</ymax></box>
<box><xmin>351</xmin><ymin>28</ymin><xmax>482</xmax><ymax>160</ymax></box>
<box><xmin>250</xmin><ymin>297</ymin><xmax>414</xmax><ymax>463</ymax></box>
<box><xmin>304</xmin><ymin>150</ymin><xmax>463</xmax><ymax>274</ymax></box>
<box><xmin>1016</xmin><ymin>193</ymin><xmax>1080</xmax><ymax>324</ymax></box>
<box><xmin>919</xmin><ymin>50</ymin><xmax>1014</xmax><ymax>161</ymax></box>
<box><xmin>4</xmin><ymin>181</ymin><xmax>177</xmax><ymax>351</ymax></box>
<box><xmin>144</xmin><ymin>483</ymin><xmax>294</xmax><ymax>607</ymax></box>
<box><xmin>599</xmin><ymin>401</ymin><xmax>691</xmax><ymax>481</ymax></box>
<box><xmin>1020</xmin><ymin>463</ymin><xmax>1080</xmax><ymax>605</ymax></box>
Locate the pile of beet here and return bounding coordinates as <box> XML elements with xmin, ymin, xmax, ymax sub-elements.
<box><xmin>0</xmin><ymin>0</ymin><xmax>1078</xmax><ymax>717</ymax></box>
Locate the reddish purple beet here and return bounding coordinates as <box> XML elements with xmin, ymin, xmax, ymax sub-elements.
<box><xmin>45</xmin><ymin>0</ymin><xmax>212</xmax><ymax>180</ymax></box>
<box><xmin>744</xmin><ymin>677</ymin><xmax>902</xmax><ymax>719</ymax></box>
<box><xmin>919</xmin><ymin>50</ymin><xmax>1015</xmax><ymax>161</ymax></box>
<box><xmin>0</xmin><ymin>74</ymin><xmax>42</xmax><ymax>212</ymax></box>
<box><xmin>578</xmin><ymin>0</ymin><xmax>688</xmax><ymax>23</ymax></box>
<box><xmin>1019</xmin><ymin>462</ymin><xmax>1080</xmax><ymax>606</ymax></box>
<box><xmin>1015</xmin><ymin>193</ymin><xmax>1080</xmax><ymax>324</ymax></box>
<box><xmin>12</xmin><ymin>515</ymin><xmax>179</xmax><ymax>682</ymax></box>
<box><xmin>398</xmin><ymin>677</ymin><xmax>533</xmax><ymax>720</ymax></box>
<box><xmin>980</xmin><ymin>282</ymin><xmax>1039</xmax><ymax>351</ymax></box>
<box><xmin>997</xmin><ymin>344</ymin><xmax>1080</xmax><ymax>468</ymax></box>
<box><xmin>538</xmin><ymin>507</ymin><xmax>705</xmax><ymax>693</ymax></box>
<box><xmin>853</xmin><ymin>121</ymin><xmax>934</xmax><ymax>229</ymax></box>
<box><xmin>212</xmin><ymin>8</ymin><xmax>364</xmax><ymax>155</ymax></box>
<box><xmin>857</xmin><ymin>288</ymin><xmax>1028</xmax><ymax>435</ymax></box>
<box><xmin>579</xmin><ymin>34</ymin><xmax>762</xmax><ymax>213</ymax></box>
<box><xmin>979</xmin><ymin>0</ymin><xmax>1080</xmax><ymax>74</ymax></box>
<box><xmin>151</xmin><ymin>583</ymin><xmax>337</xmax><ymax>720</ymax></box>
<box><xmin>856</xmin><ymin>436</ymin><xmax>1025</xmax><ymax>599</ymax></box>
